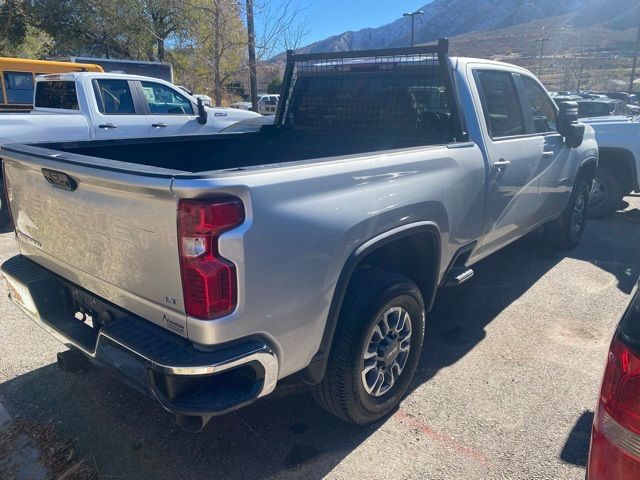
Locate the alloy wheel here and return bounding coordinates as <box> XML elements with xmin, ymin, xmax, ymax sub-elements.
<box><xmin>361</xmin><ymin>307</ymin><xmax>412</xmax><ymax>397</ymax></box>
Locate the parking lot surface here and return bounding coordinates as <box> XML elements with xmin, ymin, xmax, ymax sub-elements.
<box><xmin>1</xmin><ymin>196</ymin><xmax>640</xmax><ymax>480</ymax></box>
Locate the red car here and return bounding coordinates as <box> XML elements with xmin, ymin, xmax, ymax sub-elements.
<box><xmin>589</xmin><ymin>282</ymin><xmax>640</xmax><ymax>479</ymax></box>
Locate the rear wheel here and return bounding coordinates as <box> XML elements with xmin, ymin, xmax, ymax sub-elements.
<box><xmin>544</xmin><ymin>178</ymin><xmax>590</xmax><ymax>250</ymax></box>
<box><xmin>0</xmin><ymin>178</ymin><xmax>10</xmax><ymax>227</ymax></box>
<box><xmin>311</xmin><ymin>267</ymin><xmax>425</xmax><ymax>424</ymax></box>
<box><xmin>589</xmin><ymin>168</ymin><xmax>623</xmax><ymax>219</ymax></box>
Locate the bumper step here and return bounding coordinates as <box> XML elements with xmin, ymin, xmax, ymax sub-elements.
<box><xmin>1</xmin><ymin>255</ymin><xmax>278</xmax><ymax>421</ymax></box>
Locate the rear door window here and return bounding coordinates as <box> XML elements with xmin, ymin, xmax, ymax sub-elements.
<box><xmin>93</xmin><ymin>79</ymin><xmax>136</xmax><ymax>114</ymax></box>
<box><xmin>4</xmin><ymin>71</ymin><xmax>34</xmax><ymax>104</ymax></box>
<box><xmin>140</xmin><ymin>81</ymin><xmax>194</xmax><ymax>115</ymax></box>
<box><xmin>475</xmin><ymin>70</ymin><xmax>525</xmax><ymax>139</ymax></box>
<box><xmin>521</xmin><ymin>76</ymin><xmax>557</xmax><ymax>133</ymax></box>
<box><xmin>35</xmin><ymin>81</ymin><xmax>79</xmax><ymax>109</ymax></box>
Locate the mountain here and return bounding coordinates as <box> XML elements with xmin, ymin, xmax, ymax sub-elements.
<box><xmin>295</xmin><ymin>0</ymin><xmax>639</xmax><ymax>54</ymax></box>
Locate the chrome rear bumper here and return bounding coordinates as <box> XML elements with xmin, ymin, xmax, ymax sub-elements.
<box><xmin>1</xmin><ymin>255</ymin><xmax>279</xmax><ymax>423</ymax></box>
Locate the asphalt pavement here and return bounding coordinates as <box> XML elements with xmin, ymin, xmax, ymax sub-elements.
<box><xmin>1</xmin><ymin>196</ymin><xmax>639</xmax><ymax>480</ymax></box>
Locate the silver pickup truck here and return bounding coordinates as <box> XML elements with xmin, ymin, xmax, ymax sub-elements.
<box><xmin>1</xmin><ymin>39</ymin><xmax>597</xmax><ymax>431</ymax></box>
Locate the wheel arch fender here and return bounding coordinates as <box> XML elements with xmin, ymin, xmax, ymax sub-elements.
<box><xmin>577</xmin><ymin>155</ymin><xmax>598</xmax><ymax>183</ymax></box>
<box><xmin>301</xmin><ymin>221</ymin><xmax>442</xmax><ymax>384</ymax></box>
<box><xmin>596</xmin><ymin>147</ymin><xmax>638</xmax><ymax>192</ymax></box>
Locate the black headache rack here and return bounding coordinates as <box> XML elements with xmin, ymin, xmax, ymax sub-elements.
<box><xmin>275</xmin><ymin>38</ymin><xmax>468</xmax><ymax>143</ymax></box>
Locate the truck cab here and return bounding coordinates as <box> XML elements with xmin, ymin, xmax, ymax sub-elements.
<box><xmin>33</xmin><ymin>73</ymin><xmax>260</xmax><ymax>139</ymax></box>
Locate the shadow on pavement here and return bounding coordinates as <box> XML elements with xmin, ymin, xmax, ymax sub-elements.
<box><xmin>567</xmin><ymin>206</ymin><xmax>640</xmax><ymax>294</ymax></box>
<box><xmin>560</xmin><ymin>410</ymin><xmax>594</xmax><ymax>467</ymax></box>
<box><xmin>0</xmin><ymin>232</ymin><xmax>566</xmax><ymax>480</ymax></box>
<box><xmin>0</xmin><ymin>364</ymin><xmax>374</xmax><ymax>480</ymax></box>
<box><xmin>415</xmin><ymin>230</ymin><xmax>564</xmax><ymax>387</ymax></box>
<box><xmin>1</xmin><ymin>203</ymin><xmax>638</xmax><ymax>479</ymax></box>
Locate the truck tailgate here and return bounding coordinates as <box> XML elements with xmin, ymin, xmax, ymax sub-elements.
<box><xmin>2</xmin><ymin>149</ymin><xmax>188</xmax><ymax>337</ymax></box>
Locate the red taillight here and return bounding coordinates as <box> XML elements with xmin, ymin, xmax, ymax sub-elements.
<box><xmin>589</xmin><ymin>336</ymin><xmax>640</xmax><ymax>479</ymax></box>
<box><xmin>178</xmin><ymin>198</ymin><xmax>244</xmax><ymax>319</ymax></box>
<box><xmin>600</xmin><ymin>338</ymin><xmax>640</xmax><ymax>436</ymax></box>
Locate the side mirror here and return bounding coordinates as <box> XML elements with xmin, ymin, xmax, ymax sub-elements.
<box><xmin>197</xmin><ymin>97</ymin><xmax>208</xmax><ymax>125</ymax></box>
<box><xmin>557</xmin><ymin>101</ymin><xmax>585</xmax><ymax>148</ymax></box>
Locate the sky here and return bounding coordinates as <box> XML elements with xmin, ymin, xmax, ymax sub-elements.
<box><xmin>256</xmin><ymin>0</ymin><xmax>430</xmax><ymax>46</ymax></box>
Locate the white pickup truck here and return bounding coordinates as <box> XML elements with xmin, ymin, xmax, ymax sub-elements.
<box><xmin>582</xmin><ymin>115</ymin><xmax>640</xmax><ymax>217</ymax></box>
<box><xmin>0</xmin><ymin>72</ymin><xmax>260</xmax><ymax>224</ymax></box>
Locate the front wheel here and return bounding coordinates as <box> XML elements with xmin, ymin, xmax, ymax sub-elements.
<box><xmin>588</xmin><ymin>168</ymin><xmax>623</xmax><ymax>219</ymax></box>
<box><xmin>311</xmin><ymin>267</ymin><xmax>425</xmax><ymax>425</ymax></box>
<box><xmin>544</xmin><ymin>178</ymin><xmax>590</xmax><ymax>250</ymax></box>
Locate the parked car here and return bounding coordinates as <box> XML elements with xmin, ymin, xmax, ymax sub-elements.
<box><xmin>0</xmin><ymin>39</ymin><xmax>597</xmax><ymax>432</ymax></box>
<box><xmin>0</xmin><ymin>72</ymin><xmax>260</xmax><ymax>226</ymax></box>
<box><xmin>257</xmin><ymin>94</ymin><xmax>279</xmax><ymax>115</ymax></box>
<box><xmin>627</xmin><ymin>104</ymin><xmax>640</xmax><ymax>115</ymax></box>
<box><xmin>230</xmin><ymin>100</ymin><xmax>252</xmax><ymax>110</ymax></box>
<box><xmin>582</xmin><ymin>115</ymin><xmax>640</xmax><ymax>217</ymax></box>
<box><xmin>588</xmin><ymin>281</ymin><xmax>640</xmax><ymax>479</ymax></box>
<box><xmin>575</xmin><ymin>99</ymin><xmax>628</xmax><ymax>118</ymax></box>
<box><xmin>582</xmin><ymin>94</ymin><xmax>609</xmax><ymax>100</ymax></box>
<box><xmin>601</xmin><ymin>91</ymin><xmax>640</xmax><ymax>106</ymax></box>
<box><xmin>230</xmin><ymin>94</ymin><xmax>279</xmax><ymax>115</ymax></box>
<box><xmin>553</xmin><ymin>94</ymin><xmax>583</xmax><ymax>107</ymax></box>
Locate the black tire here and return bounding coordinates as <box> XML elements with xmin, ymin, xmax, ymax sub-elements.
<box><xmin>0</xmin><ymin>177</ymin><xmax>10</xmax><ymax>227</ymax></box>
<box><xmin>311</xmin><ymin>267</ymin><xmax>425</xmax><ymax>425</ymax></box>
<box><xmin>544</xmin><ymin>178</ymin><xmax>590</xmax><ymax>250</ymax></box>
<box><xmin>588</xmin><ymin>168</ymin><xmax>623</xmax><ymax>219</ymax></box>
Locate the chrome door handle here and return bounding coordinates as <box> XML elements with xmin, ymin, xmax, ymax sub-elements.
<box><xmin>151</xmin><ymin>122</ymin><xmax>167</xmax><ymax>128</ymax></box>
<box><xmin>98</xmin><ymin>123</ymin><xmax>118</xmax><ymax>129</ymax></box>
<box><xmin>493</xmin><ymin>159</ymin><xmax>511</xmax><ymax>170</ymax></box>
<box><xmin>542</xmin><ymin>151</ymin><xmax>555</xmax><ymax>158</ymax></box>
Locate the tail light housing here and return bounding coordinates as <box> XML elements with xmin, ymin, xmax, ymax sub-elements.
<box><xmin>589</xmin><ymin>288</ymin><xmax>640</xmax><ymax>479</ymax></box>
<box><xmin>178</xmin><ymin>198</ymin><xmax>244</xmax><ymax>319</ymax></box>
<box><xmin>2</xmin><ymin>160</ymin><xmax>15</xmax><ymax>228</ymax></box>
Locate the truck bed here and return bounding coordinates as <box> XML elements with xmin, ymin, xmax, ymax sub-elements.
<box><xmin>21</xmin><ymin>125</ymin><xmax>453</xmax><ymax>174</ymax></box>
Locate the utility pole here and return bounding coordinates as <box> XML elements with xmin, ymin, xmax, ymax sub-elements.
<box><xmin>629</xmin><ymin>16</ymin><xmax>640</xmax><ymax>94</ymax></box>
<box><xmin>246</xmin><ymin>0</ymin><xmax>258</xmax><ymax>112</ymax></box>
<box><xmin>403</xmin><ymin>10</ymin><xmax>423</xmax><ymax>47</ymax></box>
<box><xmin>536</xmin><ymin>37</ymin><xmax>550</xmax><ymax>79</ymax></box>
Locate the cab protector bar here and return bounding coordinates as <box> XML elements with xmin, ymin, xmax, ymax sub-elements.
<box><xmin>275</xmin><ymin>37</ymin><xmax>469</xmax><ymax>142</ymax></box>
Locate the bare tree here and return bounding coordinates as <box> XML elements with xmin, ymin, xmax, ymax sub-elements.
<box><xmin>174</xmin><ymin>0</ymin><xmax>308</xmax><ymax>106</ymax></box>
<box><xmin>281</xmin><ymin>13</ymin><xmax>308</xmax><ymax>51</ymax></box>
<box><xmin>252</xmin><ymin>0</ymin><xmax>309</xmax><ymax>59</ymax></box>
<box><xmin>141</xmin><ymin>0</ymin><xmax>185</xmax><ymax>61</ymax></box>
<box><xmin>176</xmin><ymin>0</ymin><xmax>247</xmax><ymax>105</ymax></box>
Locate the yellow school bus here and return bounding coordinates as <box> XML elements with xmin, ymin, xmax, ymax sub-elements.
<box><xmin>0</xmin><ymin>57</ymin><xmax>103</xmax><ymax>111</ymax></box>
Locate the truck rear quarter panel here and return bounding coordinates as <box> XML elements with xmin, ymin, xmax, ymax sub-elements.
<box><xmin>172</xmin><ymin>144</ymin><xmax>486</xmax><ymax>378</ymax></box>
